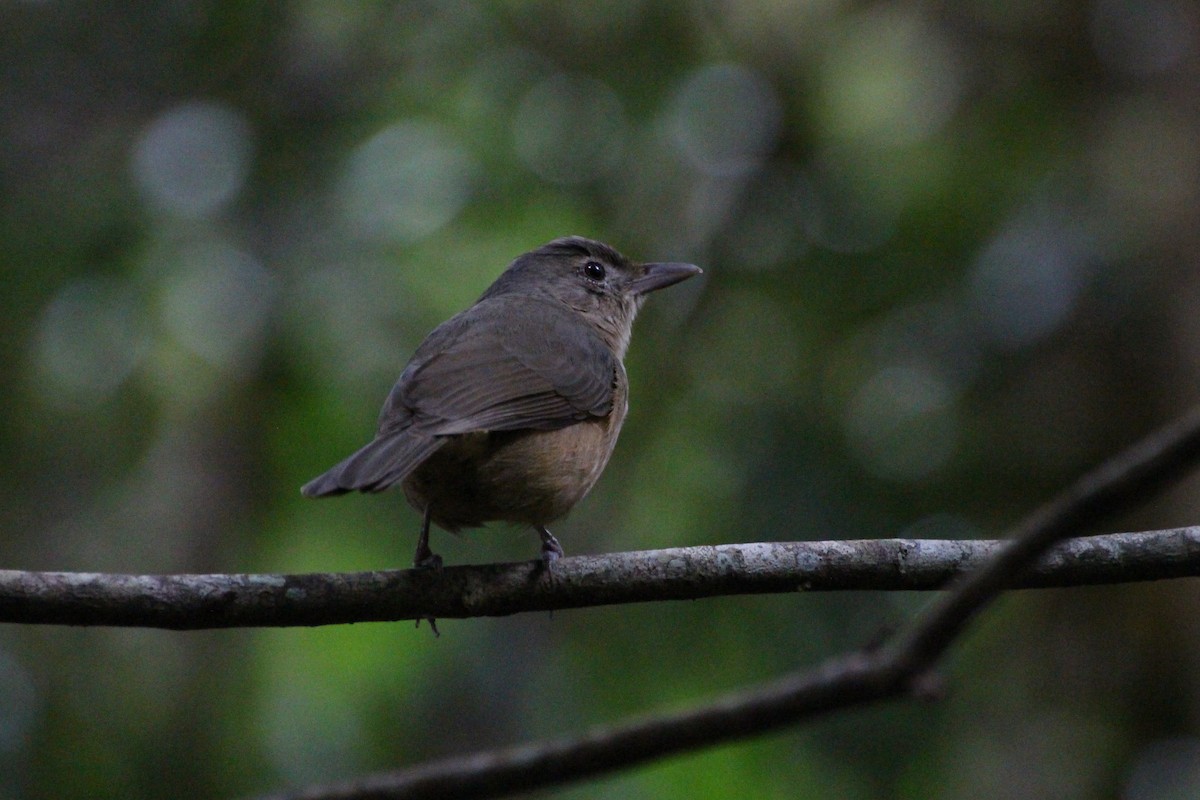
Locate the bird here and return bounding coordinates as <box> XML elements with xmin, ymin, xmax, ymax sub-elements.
<box><xmin>301</xmin><ymin>235</ymin><xmax>702</xmax><ymax>568</ymax></box>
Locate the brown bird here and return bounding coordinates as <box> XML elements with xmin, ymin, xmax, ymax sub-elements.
<box><xmin>301</xmin><ymin>236</ymin><xmax>701</xmax><ymax>568</ymax></box>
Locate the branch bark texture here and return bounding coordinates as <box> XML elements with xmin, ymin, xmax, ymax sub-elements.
<box><xmin>1</xmin><ymin>528</ymin><xmax>1198</xmax><ymax>629</ymax></box>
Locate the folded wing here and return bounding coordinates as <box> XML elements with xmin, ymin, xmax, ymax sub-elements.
<box><xmin>301</xmin><ymin>296</ymin><xmax>616</xmax><ymax>496</ymax></box>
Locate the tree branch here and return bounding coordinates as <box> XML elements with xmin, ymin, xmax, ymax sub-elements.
<box><xmin>244</xmin><ymin>406</ymin><xmax>1200</xmax><ymax>800</ymax></box>
<box><xmin>0</xmin><ymin>528</ymin><xmax>1198</xmax><ymax>629</ymax></box>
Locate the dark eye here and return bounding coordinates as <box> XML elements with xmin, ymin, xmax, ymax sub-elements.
<box><xmin>583</xmin><ymin>261</ymin><xmax>606</xmax><ymax>281</ymax></box>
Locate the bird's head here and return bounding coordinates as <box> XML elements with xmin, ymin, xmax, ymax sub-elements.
<box><xmin>481</xmin><ymin>236</ymin><xmax>702</xmax><ymax>357</ymax></box>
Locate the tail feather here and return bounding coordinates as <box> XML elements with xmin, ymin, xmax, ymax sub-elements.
<box><xmin>301</xmin><ymin>432</ymin><xmax>445</xmax><ymax>497</ymax></box>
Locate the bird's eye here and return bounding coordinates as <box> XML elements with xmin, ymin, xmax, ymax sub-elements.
<box><xmin>583</xmin><ymin>261</ymin><xmax>606</xmax><ymax>281</ymax></box>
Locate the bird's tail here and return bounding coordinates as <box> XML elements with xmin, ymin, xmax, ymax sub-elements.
<box><xmin>301</xmin><ymin>432</ymin><xmax>445</xmax><ymax>497</ymax></box>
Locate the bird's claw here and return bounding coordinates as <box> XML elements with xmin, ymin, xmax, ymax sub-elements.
<box><xmin>413</xmin><ymin>551</ymin><xmax>444</xmax><ymax>571</ymax></box>
<box><xmin>412</xmin><ymin>538</ymin><xmax>444</xmax><ymax>572</ymax></box>
<box><xmin>537</xmin><ymin>526</ymin><xmax>564</xmax><ymax>570</ymax></box>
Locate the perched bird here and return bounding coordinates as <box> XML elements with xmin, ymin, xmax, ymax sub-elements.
<box><xmin>301</xmin><ymin>236</ymin><xmax>701</xmax><ymax>567</ymax></box>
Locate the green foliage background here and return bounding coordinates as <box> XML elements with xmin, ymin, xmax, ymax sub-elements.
<box><xmin>2</xmin><ymin>2</ymin><xmax>1199</xmax><ymax>798</ymax></box>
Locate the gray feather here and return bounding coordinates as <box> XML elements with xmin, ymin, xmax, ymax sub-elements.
<box><xmin>300</xmin><ymin>433</ymin><xmax>445</xmax><ymax>496</ymax></box>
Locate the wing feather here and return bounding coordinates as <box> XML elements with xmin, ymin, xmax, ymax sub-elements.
<box><xmin>307</xmin><ymin>296</ymin><xmax>616</xmax><ymax>494</ymax></box>
<box><xmin>383</xmin><ymin>296</ymin><xmax>615</xmax><ymax>435</ymax></box>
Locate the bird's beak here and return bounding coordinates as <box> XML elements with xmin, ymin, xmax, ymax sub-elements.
<box><xmin>630</xmin><ymin>262</ymin><xmax>703</xmax><ymax>295</ymax></box>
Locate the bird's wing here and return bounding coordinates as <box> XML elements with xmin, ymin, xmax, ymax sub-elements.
<box><xmin>379</xmin><ymin>296</ymin><xmax>617</xmax><ymax>437</ymax></box>
<box><xmin>302</xmin><ymin>297</ymin><xmax>617</xmax><ymax>497</ymax></box>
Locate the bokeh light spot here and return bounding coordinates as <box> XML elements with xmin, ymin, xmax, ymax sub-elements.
<box><xmin>338</xmin><ymin>120</ymin><xmax>476</xmax><ymax>242</ymax></box>
<box><xmin>131</xmin><ymin>101</ymin><xmax>254</xmax><ymax>219</ymax></box>
<box><xmin>667</xmin><ymin>62</ymin><xmax>782</xmax><ymax>177</ymax></box>
<box><xmin>513</xmin><ymin>73</ymin><xmax>627</xmax><ymax>185</ymax></box>
<box><xmin>32</xmin><ymin>276</ymin><xmax>149</xmax><ymax>409</ymax></box>
<box><xmin>844</xmin><ymin>365</ymin><xmax>958</xmax><ymax>482</ymax></box>
<box><xmin>969</xmin><ymin>207</ymin><xmax>1093</xmax><ymax>350</ymax></box>
<box><xmin>157</xmin><ymin>240</ymin><xmax>279</xmax><ymax>376</ymax></box>
<box><xmin>816</xmin><ymin>8</ymin><xmax>961</xmax><ymax>149</ymax></box>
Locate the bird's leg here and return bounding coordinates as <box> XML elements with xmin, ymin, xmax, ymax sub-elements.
<box><xmin>413</xmin><ymin>507</ymin><xmax>442</xmax><ymax>636</ymax></box>
<box><xmin>413</xmin><ymin>506</ymin><xmax>443</xmax><ymax>570</ymax></box>
<box><xmin>536</xmin><ymin>525</ymin><xmax>564</xmax><ymax>565</ymax></box>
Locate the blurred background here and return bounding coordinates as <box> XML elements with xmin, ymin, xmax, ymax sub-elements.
<box><xmin>2</xmin><ymin>1</ymin><xmax>1200</xmax><ymax>798</ymax></box>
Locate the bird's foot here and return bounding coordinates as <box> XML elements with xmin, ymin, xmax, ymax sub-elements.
<box><xmin>413</xmin><ymin>552</ymin><xmax>444</xmax><ymax>571</ymax></box>
<box><xmin>537</xmin><ymin>526</ymin><xmax>564</xmax><ymax>568</ymax></box>
<box><xmin>415</xmin><ymin>616</ymin><xmax>440</xmax><ymax>637</ymax></box>
<box><xmin>412</xmin><ymin>539</ymin><xmax>444</xmax><ymax>571</ymax></box>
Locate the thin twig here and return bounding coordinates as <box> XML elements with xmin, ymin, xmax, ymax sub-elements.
<box><xmin>250</xmin><ymin>405</ymin><xmax>1200</xmax><ymax>800</ymax></box>
<box><xmin>0</xmin><ymin>528</ymin><xmax>1198</xmax><ymax>629</ymax></box>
